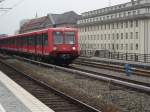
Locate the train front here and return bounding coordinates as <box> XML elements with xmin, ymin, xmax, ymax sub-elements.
<box><xmin>51</xmin><ymin>28</ymin><xmax>79</xmax><ymax>65</ymax></box>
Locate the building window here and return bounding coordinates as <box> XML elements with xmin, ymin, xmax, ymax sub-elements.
<box><xmin>97</xmin><ymin>35</ymin><xmax>99</xmax><ymax>40</ymax></box>
<box><xmin>125</xmin><ymin>21</ymin><xmax>128</xmax><ymax>28</ymax></box>
<box><xmin>123</xmin><ymin>4</ymin><xmax>126</xmax><ymax>8</ymax></box>
<box><xmin>128</xmin><ymin>11</ymin><xmax>131</xmax><ymax>16</ymax></box>
<box><xmin>121</xmin><ymin>33</ymin><xmax>123</xmax><ymax>39</ymax></box>
<box><xmin>135</xmin><ymin>20</ymin><xmax>138</xmax><ymax>27</ymax></box>
<box><xmin>130</xmin><ymin>21</ymin><xmax>133</xmax><ymax>27</ymax></box>
<box><xmin>112</xmin><ymin>44</ymin><xmax>114</xmax><ymax>50</ymax></box>
<box><xmin>136</xmin><ymin>32</ymin><xmax>138</xmax><ymax>39</ymax></box>
<box><xmin>111</xmin><ymin>15</ymin><xmax>114</xmax><ymax>19</ymax></box>
<box><xmin>133</xmin><ymin>10</ymin><xmax>136</xmax><ymax>15</ymax></box>
<box><xmin>116</xmin><ymin>44</ymin><xmax>119</xmax><ymax>50</ymax></box>
<box><xmin>130</xmin><ymin>32</ymin><xmax>133</xmax><ymax>39</ymax></box>
<box><xmin>126</xmin><ymin>44</ymin><xmax>128</xmax><ymax>50</ymax></box>
<box><xmin>126</xmin><ymin>33</ymin><xmax>128</xmax><ymax>39</ymax></box>
<box><xmin>112</xmin><ymin>33</ymin><xmax>115</xmax><ymax>40</ymax></box>
<box><xmin>115</xmin><ymin>14</ymin><xmax>117</xmax><ymax>18</ymax></box>
<box><xmin>104</xmin><ymin>44</ymin><xmax>106</xmax><ymax>49</ymax></box>
<box><xmin>101</xmin><ymin>25</ymin><xmax>103</xmax><ymax>30</ymax></box>
<box><xmin>107</xmin><ymin>16</ymin><xmax>109</xmax><ymax>19</ymax></box>
<box><xmin>85</xmin><ymin>27</ymin><xmax>87</xmax><ymax>32</ymax></box>
<box><xmin>105</xmin><ymin>34</ymin><xmax>107</xmax><ymax>40</ymax></box>
<box><xmin>108</xmin><ymin>34</ymin><xmax>110</xmax><ymax>40</ymax></box>
<box><xmin>121</xmin><ymin>22</ymin><xmax>123</xmax><ymax>28</ymax></box>
<box><xmin>108</xmin><ymin>44</ymin><xmax>111</xmax><ymax>49</ymax></box>
<box><xmin>124</xmin><ymin>12</ymin><xmax>126</xmax><ymax>17</ymax></box>
<box><xmin>101</xmin><ymin>34</ymin><xmax>103</xmax><ymax>40</ymax></box>
<box><xmin>112</xmin><ymin>24</ymin><xmax>114</xmax><ymax>29</ymax></box>
<box><xmin>116</xmin><ymin>23</ymin><xmax>119</xmax><ymax>29</ymax></box>
<box><xmin>137</xmin><ymin>10</ymin><xmax>140</xmax><ymax>14</ymax></box>
<box><xmin>119</xmin><ymin>13</ymin><xmax>121</xmax><ymax>17</ymax></box>
<box><xmin>131</xmin><ymin>43</ymin><xmax>133</xmax><ymax>50</ymax></box>
<box><xmin>105</xmin><ymin>25</ymin><xmax>107</xmax><ymax>30</ymax></box>
<box><xmin>97</xmin><ymin>26</ymin><xmax>99</xmax><ymax>30</ymax></box>
<box><xmin>99</xmin><ymin>17</ymin><xmax>101</xmax><ymax>20</ymax></box>
<box><xmin>103</xmin><ymin>16</ymin><xmax>105</xmax><ymax>20</ymax></box>
<box><xmin>136</xmin><ymin>43</ymin><xmax>138</xmax><ymax>50</ymax></box>
<box><xmin>117</xmin><ymin>33</ymin><xmax>119</xmax><ymax>39</ymax></box>
<box><xmin>121</xmin><ymin>44</ymin><xmax>123</xmax><ymax>50</ymax></box>
<box><xmin>108</xmin><ymin>24</ymin><xmax>110</xmax><ymax>29</ymax></box>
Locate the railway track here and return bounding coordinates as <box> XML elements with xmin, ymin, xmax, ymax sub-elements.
<box><xmin>70</xmin><ymin>64</ymin><xmax>150</xmax><ymax>87</ymax></box>
<box><xmin>0</xmin><ymin>59</ymin><xmax>100</xmax><ymax>112</ymax></box>
<box><xmin>11</xmin><ymin>56</ymin><xmax>150</xmax><ymax>94</ymax></box>
<box><xmin>74</xmin><ymin>57</ymin><xmax>150</xmax><ymax>77</ymax></box>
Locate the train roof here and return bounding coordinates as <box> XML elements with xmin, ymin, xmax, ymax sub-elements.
<box><xmin>0</xmin><ymin>27</ymin><xmax>77</xmax><ymax>40</ymax></box>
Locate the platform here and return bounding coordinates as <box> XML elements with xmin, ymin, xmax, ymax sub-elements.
<box><xmin>0</xmin><ymin>71</ymin><xmax>54</xmax><ymax>112</ymax></box>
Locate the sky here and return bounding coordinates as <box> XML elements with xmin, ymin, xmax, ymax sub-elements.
<box><xmin>0</xmin><ymin>0</ymin><xmax>130</xmax><ymax>35</ymax></box>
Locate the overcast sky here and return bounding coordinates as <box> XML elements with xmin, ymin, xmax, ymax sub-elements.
<box><xmin>0</xmin><ymin>0</ymin><xmax>130</xmax><ymax>35</ymax></box>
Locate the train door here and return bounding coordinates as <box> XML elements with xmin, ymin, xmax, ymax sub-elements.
<box><xmin>34</xmin><ymin>35</ymin><xmax>37</xmax><ymax>55</ymax></box>
<box><xmin>36</xmin><ymin>34</ymin><xmax>43</xmax><ymax>55</ymax></box>
<box><xmin>43</xmin><ymin>33</ymin><xmax>48</xmax><ymax>55</ymax></box>
<box><xmin>18</xmin><ymin>37</ymin><xmax>22</xmax><ymax>52</ymax></box>
<box><xmin>24</xmin><ymin>36</ymin><xmax>28</xmax><ymax>53</ymax></box>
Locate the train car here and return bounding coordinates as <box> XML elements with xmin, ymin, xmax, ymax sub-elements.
<box><xmin>0</xmin><ymin>28</ymin><xmax>79</xmax><ymax>65</ymax></box>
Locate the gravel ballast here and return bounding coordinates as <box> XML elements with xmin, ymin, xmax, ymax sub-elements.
<box><xmin>2</xmin><ymin>59</ymin><xmax>150</xmax><ymax>112</ymax></box>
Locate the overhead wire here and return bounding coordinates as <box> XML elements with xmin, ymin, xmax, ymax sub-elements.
<box><xmin>0</xmin><ymin>0</ymin><xmax>5</xmax><ymax>3</ymax></box>
<box><xmin>0</xmin><ymin>0</ymin><xmax>25</xmax><ymax>17</ymax></box>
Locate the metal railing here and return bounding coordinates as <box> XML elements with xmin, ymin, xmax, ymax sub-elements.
<box><xmin>80</xmin><ymin>50</ymin><xmax>150</xmax><ymax>63</ymax></box>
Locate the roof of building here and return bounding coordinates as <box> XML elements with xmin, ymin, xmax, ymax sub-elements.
<box><xmin>48</xmin><ymin>11</ymin><xmax>80</xmax><ymax>25</ymax></box>
<box><xmin>20</xmin><ymin>16</ymin><xmax>49</xmax><ymax>32</ymax></box>
<box><xmin>20</xmin><ymin>11</ymin><xmax>80</xmax><ymax>33</ymax></box>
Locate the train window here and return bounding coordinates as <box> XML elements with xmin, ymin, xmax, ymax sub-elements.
<box><xmin>23</xmin><ymin>37</ymin><xmax>27</xmax><ymax>46</ymax></box>
<box><xmin>53</xmin><ymin>31</ymin><xmax>63</xmax><ymax>44</ymax></box>
<box><xmin>16</xmin><ymin>38</ymin><xmax>20</xmax><ymax>47</ymax></box>
<box><xmin>21</xmin><ymin>37</ymin><xmax>23</xmax><ymax>46</ymax></box>
<box><xmin>64</xmin><ymin>32</ymin><xmax>75</xmax><ymax>44</ymax></box>
<box><xmin>36</xmin><ymin>35</ymin><xmax>39</xmax><ymax>45</ymax></box>
<box><xmin>18</xmin><ymin>37</ymin><xmax>23</xmax><ymax>47</ymax></box>
<box><xmin>13</xmin><ymin>38</ymin><xmax>15</xmax><ymax>45</ymax></box>
<box><xmin>36</xmin><ymin>34</ymin><xmax>43</xmax><ymax>45</ymax></box>
<box><xmin>28</xmin><ymin>36</ymin><xmax>33</xmax><ymax>45</ymax></box>
<box><xmin>43</xmin><ymin>33</ymin><xmax>48</xmax><ymax>46</ymax></box>
<box><xmin>40</xmin><ymin>34</ymin><xmax>43</xmax><ymax>45</ymax></box>
<box><xmin>22</xmin><ymin>37</ymin><xmax>24</xmax><ymax>46</ymax></box>
<box><xmin>32</xmin><ymin>35</ymin><xmax>37</xmax><ymax>46</ymax></box>
<box><xmin>31</xmin><ymin>36</ymin><xmax>35</xmax><ymax>46</ymax></box>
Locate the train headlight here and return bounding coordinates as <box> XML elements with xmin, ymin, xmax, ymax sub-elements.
<box><xmin>72</xmin><ymin>47</ymin><xmax>76</xmax><ymax>50</ymax></box>
<box><xmin>53</xmin><ymin>46</ymin><xmax>57</xmax><ymax>51</ymax></box>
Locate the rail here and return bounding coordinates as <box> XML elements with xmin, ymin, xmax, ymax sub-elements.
<box><xmin>74</xmin><ymin>58</ymin><xmax>150</xmax><ymax>77</ymax></box>
<box><xmin>0</xmin><ymin>58</ymin><xmax>101</xmax><ymax>112</ymax></box>
<box><xmin>14</xmin><ymin>56</ymin><xmax>150</xmax><ymax>94</ymax></box>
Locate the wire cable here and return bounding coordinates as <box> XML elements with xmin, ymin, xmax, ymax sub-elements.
<box><xmin>0</xmin><ymin>0</ymin><xmax>5</xmax><ymax>3</ymax></box>
<box><xmin>0</xmin><ymin>0</ymin><xmax>25</xmax><ymax>17</ymax></box>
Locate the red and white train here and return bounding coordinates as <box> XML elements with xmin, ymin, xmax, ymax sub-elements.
<box><xmin>0</xmin><ymin>28</ymin><xmax>79</xmax><ymax>65</ymax></box>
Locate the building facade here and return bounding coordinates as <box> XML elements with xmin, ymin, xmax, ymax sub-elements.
<box><xmin>19</xmin><ymin>11</ymin><xmax>80</xmax><ymax>34</ymax></box>
<box><xmin>77</xmin><ymin>0</ymin><xmax>150</xmax><ymax>54</ymax></box>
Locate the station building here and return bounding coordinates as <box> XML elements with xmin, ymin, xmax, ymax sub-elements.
<box><xmin>77</xmin><ymin>0</ymin><xmax>150</xmax><ymax>54</ymax></box>
<box><xmin>19</xmin><ymin>11</ymin><xmax>80</xmax><ymax>34</ymax></box>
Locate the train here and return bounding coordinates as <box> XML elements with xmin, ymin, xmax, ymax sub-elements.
<box><xmin>0</xmin><ymin>28</ymin><xmax>79</xmax><ymax>65</ymax></box>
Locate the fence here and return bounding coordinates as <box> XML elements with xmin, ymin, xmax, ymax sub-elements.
<box><xmin>80</xmin><ymin>50</ymin><xmax>150</xmax><ymax>63</ymax></box>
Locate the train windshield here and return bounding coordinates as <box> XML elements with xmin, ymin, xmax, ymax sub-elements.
<box><xmin>53</xmin><ymin>31</ymin><xmax>63</xmax><ymax>44</ymax></box>
<box><xmin>64</xmin><ymin>32</ymin><xmax>75</xmax><ymax>44</ymax></box>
